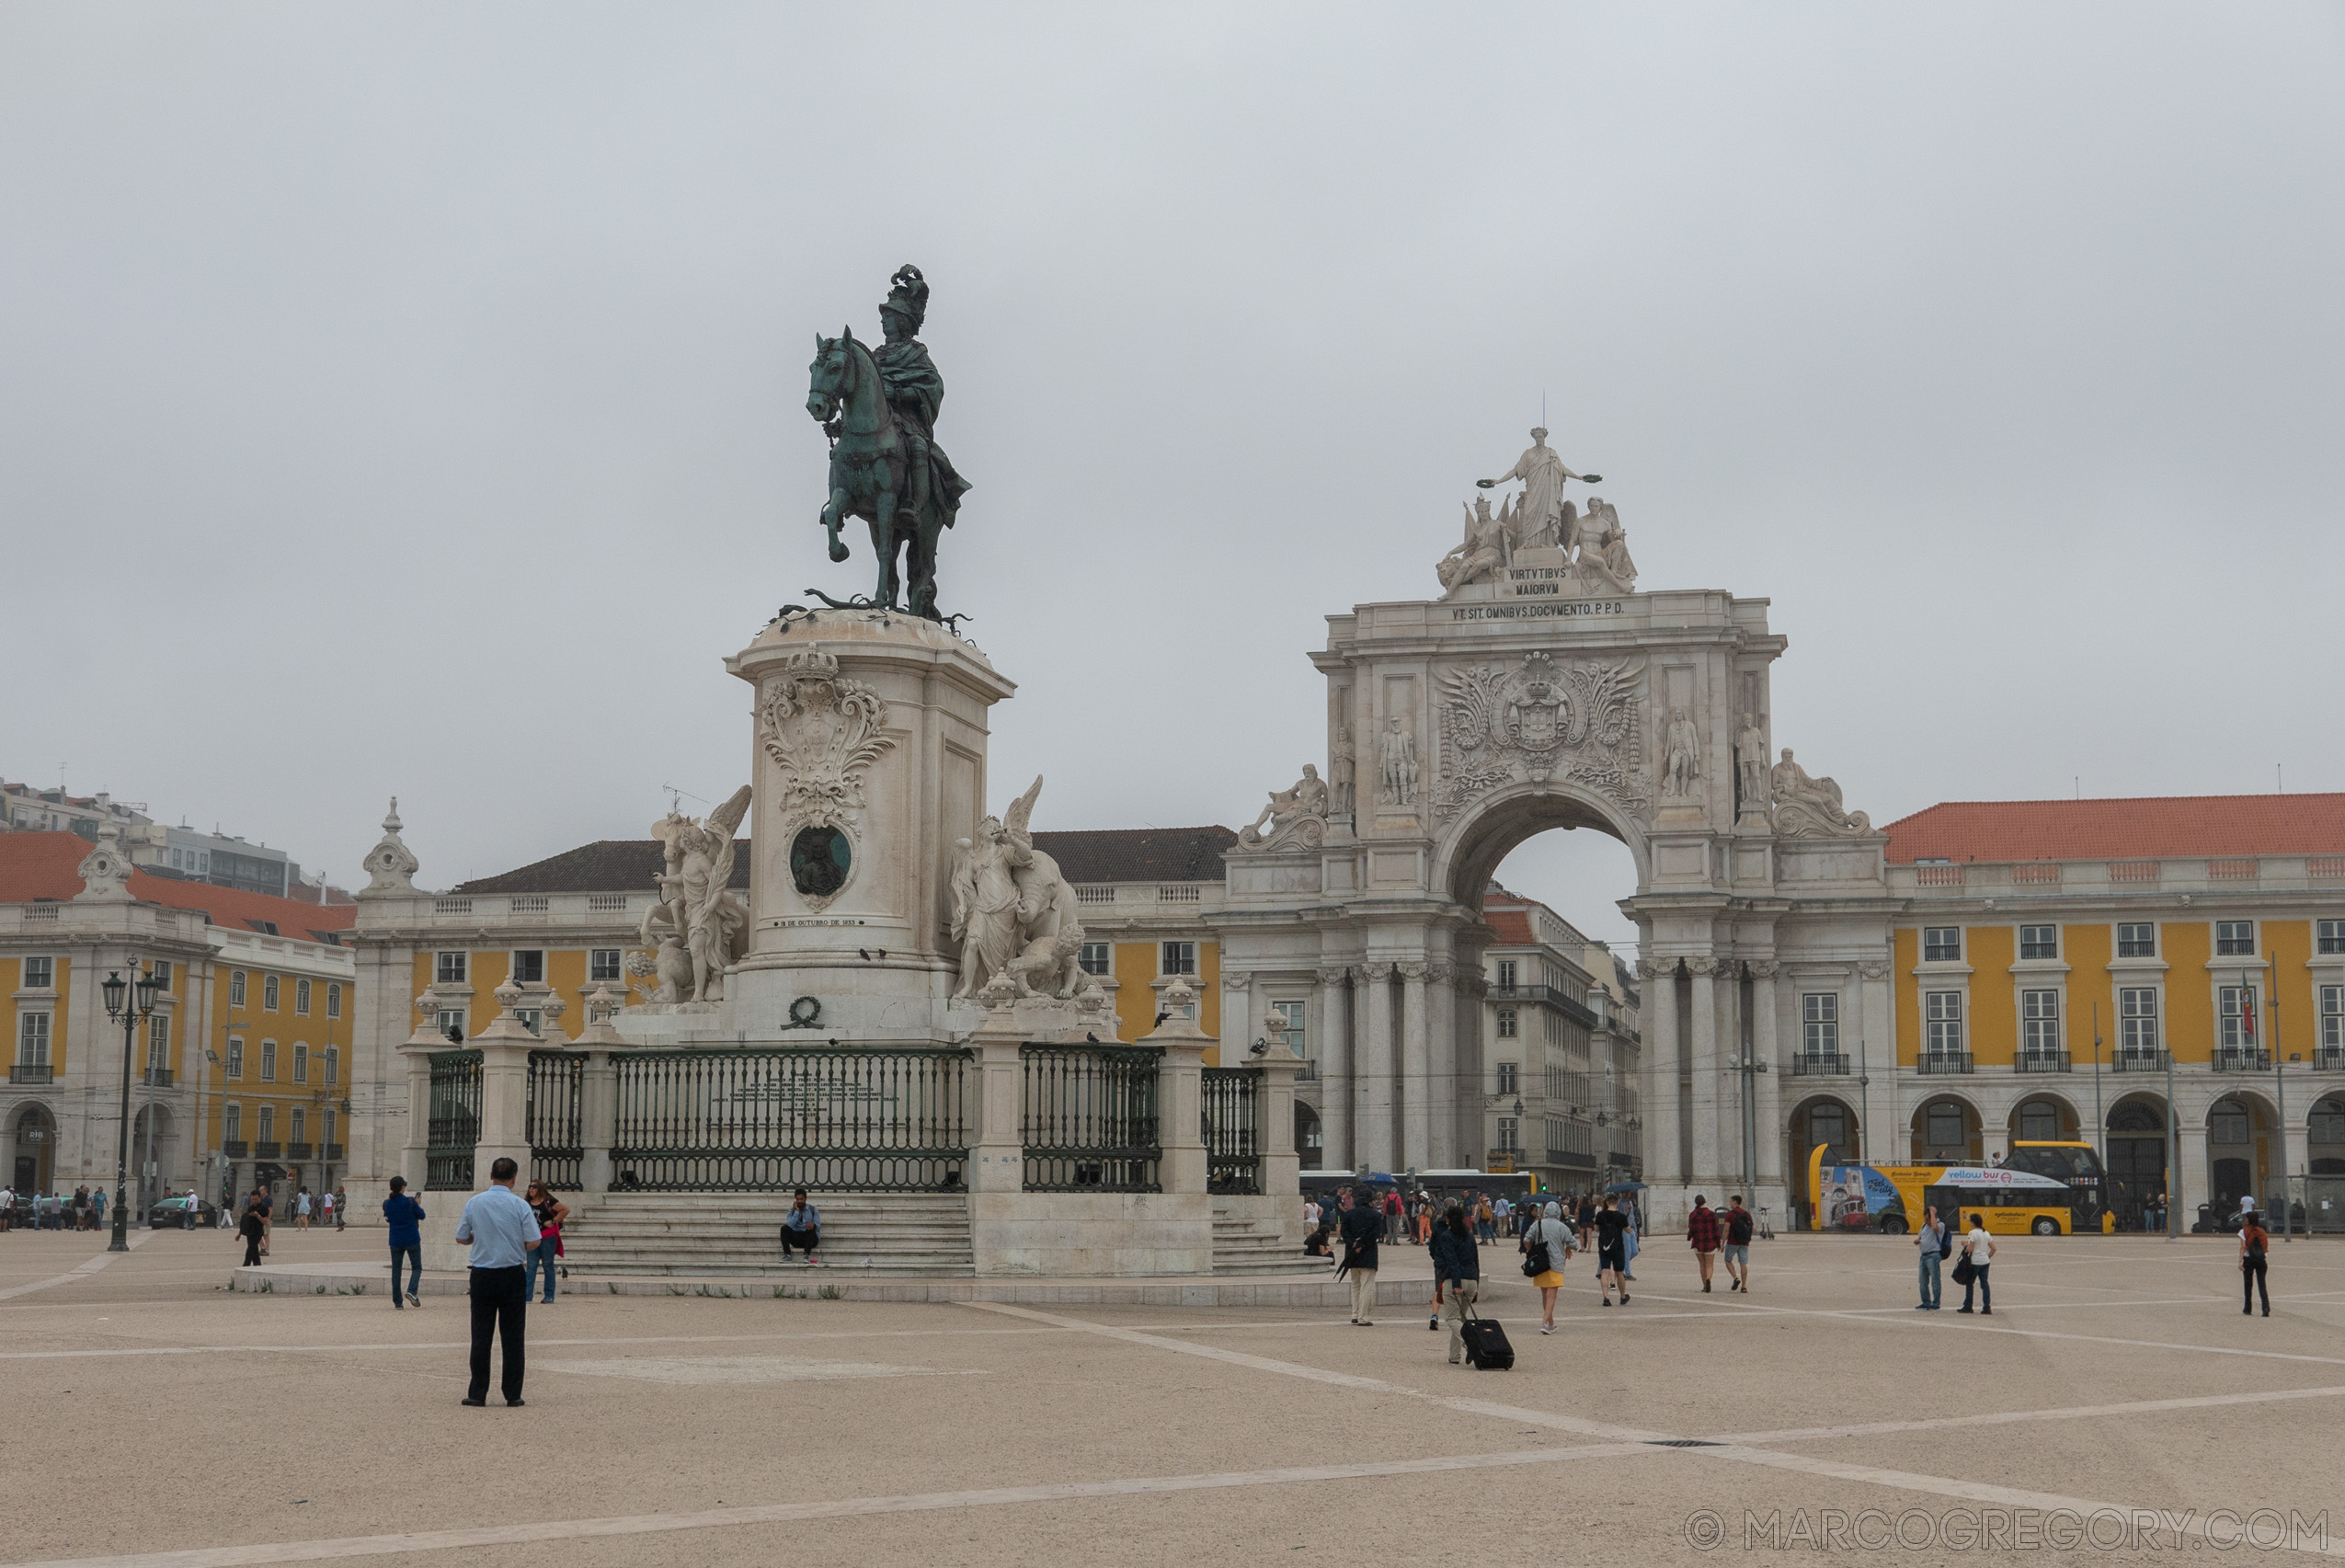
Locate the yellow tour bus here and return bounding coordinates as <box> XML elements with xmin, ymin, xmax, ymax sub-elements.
<box><xmin>1807</xmin><ymin>1141</ymin><xmax>2113</xmax><ymax>1235</ymax></box>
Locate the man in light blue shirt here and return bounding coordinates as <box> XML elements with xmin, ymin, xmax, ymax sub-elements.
<box><xmin>453</xmin><ymin>1156</ymin><xmax>539</xmax><ymax>1407</ymax></box>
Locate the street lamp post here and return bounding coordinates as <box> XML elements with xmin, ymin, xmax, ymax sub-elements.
<box><xmin>100</xmin><ymin>965</ymin><xmax>165</xmax><ymax>1253</ymax></box>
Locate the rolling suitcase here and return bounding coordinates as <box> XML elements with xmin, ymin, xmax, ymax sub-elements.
<box><xmin>1458</xmin><ymin>1303</ymin><xmax>1514</xmax><ymax>1370</ymax></box>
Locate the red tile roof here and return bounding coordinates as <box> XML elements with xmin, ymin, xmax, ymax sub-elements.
<box><xmin>0</xmin><ymin>832</ymin><xmax>354</xmax><ymax>944</ymax></box>
<box><xmin>1882</xmin><ymin>795</ymin><xmax>2345</xmax><ymax>864</ymax></box>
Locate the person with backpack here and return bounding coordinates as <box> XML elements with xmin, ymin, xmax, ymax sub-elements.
<box><xmin>1719</xmin><ymin>1196</ymin><xmax>1756</xmax><ymax>1292</ymax></box>
<box><xmin>1431</xmin><ymin>1201</ymin><xmax>1481</xmax><ymax>1365</ymax></box>
<box><xmin>1913</xmin><ymin>1204</ymin><xmax>1947</xmax><ymax>1310</ymax></box>
<box><xmin>2240</xmin><ymin>1211</ymin><xmax>2271</xmax><ymax>1317</ymax></box>
<box><xmin>1338</xmin><ymin>1185</ymin><xmax>1383</xmax><ymax>1325</ymax></box>
<box><xmin>1523</xmin><ymin>1200</ymin><xmax>1575</xmax><ymax>1334</ymax></box>
<box><xmin>1594</xmin><ymin>1193</ymin><xmax>1631</xmax><ymax>1306</ymax></box>
<box><xmin>1686</xmin><ymin>1195</ymin><xmax>1723</xmax><ymax>1293</ymax></box>
<box><xmin>1955</xmin><ymin>1211</ymin><xmax>1996</xmax><ymax>1314</ymax></box>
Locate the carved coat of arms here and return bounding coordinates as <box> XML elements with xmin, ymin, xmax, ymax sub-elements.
<box><xmin>1436</xmin><ymin>651</ymin><xmax>1649</xmax><ymax>818</ymax></box>
<box><xmin>757</xmin><ymin>649</ymin><xmax>896</xmax><ymax>834</ymax></box>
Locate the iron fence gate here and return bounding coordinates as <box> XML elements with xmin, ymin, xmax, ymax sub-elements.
<box><xmin>425</xmin><ymin>1049</ymin><xmax>482</xmax><ymax>1191</ymax></box>
<box><xmin>526</xmin><ymin>1050</ymin><xmax>586</xmax><ymax>1191</ymax></box>
<box><xmin>1021</xmin><ymin>1043</ymin><xmax>1161</xmax><ymax>1192</ymax></box>
<box><xmin>1201</xmin><ymin>1066</ymin><xmax>1262</xmax><ymax>1195</ymax></box>
<box><xmin>609</xmin><ymin>1047</ymin><xmax>970</xmax><ymax>1191</ymax></box>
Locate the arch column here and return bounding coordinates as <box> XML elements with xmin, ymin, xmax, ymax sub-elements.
<box><xmin>1640</xmin><ymin>958</ymin><xmax>1680</xmax><ymax>1186</ymax></box>
<box><xmin>1426</xmin><ymin>962</ymin><xmax>1458</xmax><ymax>1170</ymax></box>
<box><xmin>1399</xmin><ymin>962</ymin><xmax>1431</xmax><ymax>1172</ymax></box>
<box><xmin>1750</xmin><ymin>962</ymin><xmax>1783</xmax><ymax>1188</ymax></box>
<box><xmin>1315</xmin><ymin>967</ymin><xmax>1352</xmax><ymax>1172</ymax></box>
<box><xmin>1688</xmin><ymin>956</ymin><xmax>1721</xmax><ymax>1187</ymax></box>
<box><xmin>1357</xmin><ymin>964</ymin><xmax>1394</xmax><ymax>1173</ymax></box>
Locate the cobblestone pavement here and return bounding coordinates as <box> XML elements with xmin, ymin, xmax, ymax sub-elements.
<box><xmin>4</xmin><ymin>1228</ymin><xmax>2341</xmax><ymax>1566</ymax></box>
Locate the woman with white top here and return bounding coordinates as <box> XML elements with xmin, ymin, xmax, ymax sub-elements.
<box><xmin>1956</xmin><ymin>1211</ymin><xmax>1996</xmax><ymax>1315</ymax></box>
<box><xmin>1524</xmin><ymin>1200</ymin><xmax>1577</xmax><ymax>1334</ymax></box>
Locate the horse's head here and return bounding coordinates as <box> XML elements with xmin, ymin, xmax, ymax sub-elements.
<box><xmin>806</xmin><ymin>326</ymin><xmax>858</xmax><ymax>423</ymax></box>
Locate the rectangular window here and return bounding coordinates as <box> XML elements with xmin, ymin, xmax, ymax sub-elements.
<box><xmin>510</xmin><ymin>950</ymin><xmax>546</xmax><ymax>985</ymax></box>
<box><xmin>2119</xmin><ymin>989</ymin><xmax>2158</xmax><ymax>1055</ymax></box>
<box><xmin>324</xmin><ymin>1108</ymin><xmax>337</xmax><ymax>1149</ymax></box>
<box><xmin>325</xmin><ymin>1046</ymin><xmax>339</xmax><ymax>1086</ymax></box>
<box><xmin>291</xmin><ymin>1108</ymin><xmax>306</xmax><ymax>1145</ymax></box>
<box><xmin>258</xmin><ymin>1105</ymin><xmax>275</xmax><ymax>1142</ymax></box>
<box><xmin>1078</xmin><ymin>943</ymin><xmax>1112</xmax><ymax>977</ymax></box>
<box><xmin>2215</xmin><ymin>921</ymin><xmax>2256</xmax><ymax>957</ymax></box>
<box><xmin>294</xmin><ymin>979</ymin><xmax>311</xmax><ymax>1015</ymax></box>
<box><xmin>1159</xmin><ymin>942</ymin><xmax>1196</xmax><ymax>977</ymax></box>
<box><xmin>2117</xmin><ymin>923</ymin><xmax>2156</xmax><ymax>958</ymax></box>
<box><xmin>1496</xmin><ymin>960</ymin><xmax>1517</xmax><ymax>990</ymax></box>
<box><xmin>326</xmin><ymin>983</ymin><xmax>342</xmax><ymax>1020</ymax></box>
<box><xmin>2322</xmin><ymin>985</ymin><xmax>2342</xmax><ymax>1050</ymax></box>
<box><xmin>229</xmin><ymin>970</ymin><xmax>246</xmax><ymax>1007</ymax></box>
<box><xmin>436</xmin><ymin>952</ymin><xmax>468</xmax><ymax>984</ymax></box>
<box><xmin>263</xmin><ymin>975</ymin><xmax>280</xmax><ymax>1012</ymax></box>
<box><xmin>260</xmin><ymin>1041</ymin><xmax>278</xmax><ymax>1082</ymax></box>
<box><xmin>2019</xmin><ymin>925</ymin><xmax>2057</xmax><ymax>961</ymax></box>
<box><xmin>589</xmin><ymin>949</ymin><xmax>623</xmax><ymax>982</ymax></box>
<box><xmin>1925</xmin><ymin>991</ymin><xmax>1963</xmax><ymax>1055</ymax></box>
<box><xmin>517</xmin><ymin>1008</ymin><xmax>543</xmax><ymax>1037</ymax></box>
<box><xmin>2318</xmin><ymin>920</ymin><xmax>2345</xmax><ymax>956</ymax></box>
<box><xmin>437</xmin><ymin>1010</ymin><xmax>466</xmax><ymax>1041</ymax></box>
<box><xmin>292</xmin><ymin>1044</ymin><xmax>309</xmax><ymax>1084</ymax></box>
<box><xmin>22</xmin><ymin>956</ymin><xmax>53</xmax><ymax>989</ymax></box>
<box><xmin>1923</xmin><ymin>927</ymin><xmax>1962</xmax><ymax>963</ymax></box>
<box><xmin>1496</xmin><ymin>1061</ymin><xmax>1519</xmax><ymax>1094</ymax></box>
<box><xmin>16</xmin><ymin>1012</ymin><xmax>51</xmax><ymax>1066</ymax></box>
<box><xmin>1802</xmin><ymin>993</ymin><xmax>1839</xmax><ymax>1056</ymax></box>
<box><xmin>1496</xmin><ymin>1116</ymin><xmax>1519</xmax><ymax>1152</ymax></box>
<box><xmin>225</xmin><ymin>1038</ymin><xmax>244</xmax><ymax>1079</ymax></box>
<box><xmin>2219</xmin><ymin>986</ymin><xmax>2259</xmax><ymax>1050</ymax></box>
<box><xmin>1496</xmin><ymin>1008</ymin><xmax>1517</xmax><ymax>1038</ymax></box>
<box><xmin>1272</xmin><ymin>1001</ymin><xmax>1305</xmax><ymax>1055</ymax></box>
<box><xmin>147</xmin><ymin>1014</ymin><xmax>170</xmax><ymax>1070</ymax></box>
<box><xmin>2021</xmin><ymin>989</ymin><xmax>2060</xmax><ymax>1054</ymax></box>
<box><xmin>223</xmin><ymin>1104</ymin><xmax>241</xmax><ymax>1143</ymax></box>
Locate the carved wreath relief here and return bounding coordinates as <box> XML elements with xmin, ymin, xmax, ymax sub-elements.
<box><xmin>1436</xmin><ymin>651</ymin><xmax>1650</xmax><ymax>819</ymax></box>
<box><xmin>756</xmin><ymin>649</ymin><xmax>895</xmax><ymax>907</ymax></box>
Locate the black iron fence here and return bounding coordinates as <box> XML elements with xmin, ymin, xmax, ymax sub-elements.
<box><xmin>527</xmin><ymin>1050</ymin><xmax>586</xmax><ymax>1191</ymax></box>
<box><xmin>610</xmin><ymin>1047</ymin><xmax>970</xmax><ymax>1191</ymax></box>
<box><xmin>425</xmin><ymin>1049</ymin><xmax>483</xmax><ymax>1191</ymax></box>
<box><xmin>1201</xmin><ymin>1066</ymin><xmax>1261</xmax><ymax>1195</ymax></box>
<box><xmin>1022</xmin><ymin>1043</ymin><xmax>1161</xmax><ymax>1192</ymax></box>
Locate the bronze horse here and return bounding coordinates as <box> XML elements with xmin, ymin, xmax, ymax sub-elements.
<box><xmin>806</xmin><ymin>327</ymin><xmax>946</xmax><ymax>619</ymax></box>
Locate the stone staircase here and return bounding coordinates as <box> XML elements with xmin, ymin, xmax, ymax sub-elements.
<box><xmin>1211</xmin><ymin>1202</ymin><xmax>1303</xmax><ymax>1275</ymax></box>
<box><xmin>562</xmin><ymin>1191</ymin><xmax>975</xmax><ymax>1276</ymax></box>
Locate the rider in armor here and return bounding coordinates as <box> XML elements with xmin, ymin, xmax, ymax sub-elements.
<box><xmin>872</xmin><ymin>265</ymin><xmax>972</xmax><ymax>532</ymax></box>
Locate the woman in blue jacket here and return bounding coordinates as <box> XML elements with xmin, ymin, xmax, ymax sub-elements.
<box><xmin>1429</xmin><ymin>1202</ymin><xmax>1481</xmax><ymax>1366</ymax></box>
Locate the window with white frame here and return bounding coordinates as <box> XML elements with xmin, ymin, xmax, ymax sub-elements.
<box><xmin>324</xmin><ymin>1108</ymin><xmax>337</xmax><ymax>1150</ymax></box>
<box><xmin>295</xmin><ymin>979</ymin><xmax>311</xmax><ymax>1015</ymax></box>
<box><xmin>225</xmin><ymin>1038</ymin><xmax>244</xmax><ymax>1079</ymax></box>
<box><xmin>325</xmin><ymin>1046</ymin><xmax>338</xmax><ymax>1086</ymax></box>
<box><xmin>2320</xmin><ymin>985</ymin><xmax>2341</xmax><ymax>1050</ymax></box>
<box><xmin>151</xmin><ymin>960</ymin><xmax>171</xmax><ymax>992</ymax></box>
<box><xmin>259</xmin><ymin>1041</ymin><xmax>278</xmax><ymax>1082</ymax></box>
<box><xmin>2021</xmin><ymin>990</ymin><xmax>2060</xmax><ymax>1055</ymax></box>
<box><xmin>1495</xmin><ymin>1060</ymin><xmax>1519</xmax><ymax>1094</ymax></box>
<box><xmin>1495</xmin><ymin>1116</ymin><xmax>1519</xmax><ymax>1151</ymax></box>
<box><xmin>2319</xmin><ymin>920</ymin><xmax>2345</xmax><ymax>956</ymax></box>
<box><xmin>510</xmin><ymin>950</ymin><xmax>546</xmax><ymax>985</ymax></box>
<box><xmin>2019</xmin><ymin>925</ymin><xmax>2058</xmax><ymax>961</ymax></box>
<box><xmin>146</xmin><ymin>1014</ymin><xmax>169</xmax><ymax>1070</ymax></box>
<box><xmin>2117</xmin><ymin>923</ymin><xmax>2156</xmax><ymax>958</ymax></box>
<box><xmin>1496</xmin><ymin>1008</ymin><xmax>1517</xmax><ymax>1038</ymax></box>
<box><xmin>589</xmin><ymin>949</ymin><xmax>623</xmax><ymax>982</ymax></box>
<box><xmin>1159</xmin><ymin>942</ymin><xmax>1196</xmax><ymax>977</ymax></box>
<box><xmin>1925</xmin><ymin>991</ymin><xmax>1963</xmax><ymax>1055</ymax></box>
<box><xmin>263</xmin><ymin>975</ymin><xmax>280</xmax><ymax>1012</ymax></box>
<box><xmin>2216</xmin><ymin>921</ymin><xmax>2256</xmax><ymax>957</ymax></box>
<box><xmin>2119</xmin><ymin>989</ymin><xmax>2158</xmax><ymax>1056</ymax></box>
<box><xmin>437</xmin><ymin>1010</ymin><xmax>466</xmax><ymax>1041</ymax></box>
<box><xmin>1923</xmin><ymin>927</ymin><xmax>1962</xmax><ymax>963</ymax></box>
<box><xmin>291</xmin><ymin>1108</ymin><xmax>306</xmax><ymax>1147</ymax></box>
<box><xmin>17</xmin><ymin>1012</ymin><xmax>51</xmax><ymax>1066</ymax></box>
<box><xmin>436</xmin><ymin>952</ymin><xmax>467</xmax><ymax>984</ymax></box>
<box><xmin>2219</xmin><ymin>986</ymin><xmax>2259</xmax><ymax>1051</ymax></box>
<box><xmin>223</xmin><ymin>1104</ymin><xmax>242</xmax><ymax>1143</ymax></box>
<box><xmin>1271</xmin><ymin>1001</ymin><xmax>1304</xmax><ymax>1054</ymax></box>
<box><xmin>229</xmin><ymin>969</ymin><xmax>246</xmax><ymax>1007</ymax></box>
<box><xmin>1802</xmin><ymin>993</ymin><xmax>1839</xmax><ymax>1056</ymax></box>
<box><xmin>22</xmin><ymin>956</ymin><xmax>52</xmax><ymax>989</ymax></box>
<box><xmin>1079</xmin><ymin>943</ymin><xmax>1111</xmax><ymax>977</ymax></box>
<box><xmin>326</xmin><ymin>983</ymin><xmax>342</xmax><ymax>1020</ymax></box>
<box><xmin>1496</xmin><ymin>959</ymin><xmax>1517</xmax><ymax>990</ymax></box>
<box><xmin>292</xmin><ymin>1044</ymin><xmax>309</xmax><ymax>1084</ymax></box>
<box><xmin>257</xmin><ymin>1105</ymin><xmax>275</xmax><ymax>1143</ymax></box>
<box><xmin>518</xmin><ymin>1008</ymin><xmax>543</xmax><ymax>1037</ymax></box>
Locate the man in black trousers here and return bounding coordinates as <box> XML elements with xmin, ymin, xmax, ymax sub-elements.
<box><xmin>453</xmin><ymin>1156</ymin><xmax>540</xmax><ymax>1407</ymax></box>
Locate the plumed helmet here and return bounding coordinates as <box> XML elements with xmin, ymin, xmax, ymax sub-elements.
<box><xmin>879</xmin><ymin>263</ymin><xmax>929</xmax><ymax>332</ymax></box>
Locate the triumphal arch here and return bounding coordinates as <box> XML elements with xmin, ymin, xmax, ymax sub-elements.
<box><xmin>1220</xmin><ymin>430</ymin><xmax>1894</xmax><ymax>1226</ymax></box>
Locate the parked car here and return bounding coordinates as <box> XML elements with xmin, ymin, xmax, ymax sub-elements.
<box><xmin>147</xmin><ymin>1195</ymin><xmax>219</xmax><ymax>1229</ymax></box>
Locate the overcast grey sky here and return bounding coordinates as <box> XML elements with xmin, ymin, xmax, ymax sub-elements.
<box><xmin>5</xmin><ymin>5</ymin><xmax>2340</xmax><ymax>945</ymax></box>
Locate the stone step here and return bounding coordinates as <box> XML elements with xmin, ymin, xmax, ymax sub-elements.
<box><xmin>560</xmin><ymin>1190</ymin><xmax>974</xmax><ymax>1276</ymax></box>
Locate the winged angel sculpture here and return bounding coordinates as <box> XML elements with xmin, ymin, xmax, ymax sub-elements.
<box><xmin>1436</xmin><ymin>653</ymin><xmax>1649</xmax><ymax>818</ymax></box>
<box><xmin>948</xmin><ymin>775</ymin><xmax>1092</xmax><ymax>1001</ymax></box>
<box><xmin>639</xmin><ymin>785</ymin><xmax>753</xmax><ymax>1004</ymax></box>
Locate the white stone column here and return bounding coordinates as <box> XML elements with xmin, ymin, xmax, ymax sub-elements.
<box><xmin>1750</xmin><ymin>963</ymin><xmax>1783</xmax><ymax>1188</ymax></box>
<box><xmin>1859</xmin><ymin>962</ymin><xmax>1893</xmax><ymax>1165</ymax></box>
<box><xmin>1399</xmin><ymin>962</ymin><xmax>1431</xmax><ymax>1172</ymax></box>
<box><xmin>1256</xmin><ymin>1053</ymin><xmax>1305</xmax><ymax>1248</ymax></box>
<box><xmin>1688</xmin><ymin>956</ymin><xmax>1722</xmax><ymax>1188</ymax></box>
<box><xmin>1426</xmin><ymin>962</ymin><xmax>1458</xmax><ymax>1169</ymax></box>
<box><xmin>2179</xmin><ymin>1110</ymin><xmax>2210</xmax><ymax>1224</ymax></box>
<box><xmin>1358</xmin><ymin>964</ymin><xmax>1394</xmax><ymax>1173</ymax></box>
<box><xmin>1315</xmin><ymin>967</ymin><xmax>1352</xmax><ymax>1171</ymax></box>
<box><xmin>1641</xmin><ymin>959</ymin><xmax>1680</xmax><ymax>1186</ymax></box>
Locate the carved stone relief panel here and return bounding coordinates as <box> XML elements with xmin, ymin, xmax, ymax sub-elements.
<box><xmin>1434</xmin><ymin>651</ymin><xmax>1649</xmax><ymax>820</ymax></box>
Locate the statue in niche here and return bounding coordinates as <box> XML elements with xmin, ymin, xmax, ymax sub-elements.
<box><xmin>1239</xmin><ymin>764</ymin><xmax>1330</xmax><ymax>850</ymax></box>
<box><xmin>1477</xmin><ymin>428</ymin><xmax>1599</xmax><ymax>555</ymax></box>
<box><xmin>1329</xmin><ymin>726</ymin><xmax>1356</xmax><ymax>816</ymax></box>
<box><xmin>642</xmin><ymin>785</ymin><xmax>753</xmax><ymax>1003</ymax></box>
<box><xmin>1436</xmin><ymin>494</ymin><xmax>1510</xmax><ymax>597</ymax></box>
<box><xmin>949</xmin><ymin>775</ymin><xmax>1089</xmax><ymax>1001</ymax></box>
<box><xmin>1734</xmin><ymin>713</ymin><xmax>1769</xmax><ymax>813</ymax></box>
<box><xmin>1770</xmin><ymin>748</ymin><xmax>1874</xmax><ymax>838</ymax></box>
<box><xmin>1568</xmin><ymin>497</ymin><xmax>1638</xmax><ymax>595</ymax></box>
<box><xmin>1378</xmin><ymin>715</ymin><xmax>1419</xmax><ymax>807</ymax></box>
<box><xmin>1662</xmin><ymin>707</ymin><xmax>1700</xmax><ymax>797</ymax></box>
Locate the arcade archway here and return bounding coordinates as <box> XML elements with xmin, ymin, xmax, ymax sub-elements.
<box><xmin>1910</xmin><ymin>1095</ymin><xmax>1981</xmax><ymax>1162</ymax></box>
<box><xmin>2104</xmin><ymin>1093</ymin><xmax>2168</xmax><ymax>1230</ymax></box>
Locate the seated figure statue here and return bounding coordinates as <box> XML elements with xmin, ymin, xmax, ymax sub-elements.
<box><xmin>1567</xmin><ymin>497</ymin><xmax>1638</xmax><ymax>596</ymax></box>
<box><xmin>1240</xmin><ymin>764</ymin><xmax>1330</xmax><ymax>850</ymax></box>
<box><xmin>1769</xmin><ymin>748</ymin><xmax>1873</xmax><ymax>838</ymax></box>
<box><xmin>1437</xmin><ymin>496</ymin><xmax>1508</xmax><ymax>598</ymax></box>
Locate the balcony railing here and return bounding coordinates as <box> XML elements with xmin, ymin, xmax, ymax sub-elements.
<box><xmin>2312</xmin><ymin>1047</ymin><xmax>2345</xmax><ymax>1072</ymax></box>
<box><xmin>2015</xmin><ymin>1051</ymin><xmax>2071</xmax><ymax>1074</ymax></box>
<box><xmin>323</xmin><ymin>1143</ymin><xmax>344</xmax><ymax>1161</ymax></box>
<box><xmin>2111</xmin><ymin>1050</ymin><xmax>2170</xmax><ymax>1073</ymax></box>
<box><xmin>1491</xmin><ymin>983</ymin><xmax>1599</xmax><ymax>1029</ymax></box>
<box><xmin>222</xmin><ymin>1141</ymin><xmax>249</xmax><ymax>1158</ymax></box>
<box><xmin>1916</xmin><ymin>1052</ymin><xmax>1974</xmax><ymax>1075</ymax></box>
<box><xmin>252</xmin><ymin>1141</ymin><xmax>282</xmax><ymax>1158</ymax></box>
<box><xmin>2213</xmin><ymin>1049</ymin><xmax>2271</xmax><ymax>1073</ymax></box>
<box><xmin>142</xmin><ymin>1067</ymin><xmax>174</xmax><ymax>1087</ymax></box>
<box><xmin>285</xmin><ymin>1142</ymin><xmax>314</xmax><ymax>1160</ymax></box>
<box><xmin>9</xmin><ymin>1064</ymin><xmax>54</xmax><ymax>1084</ymax></box>
<box><xmin>1790</xmin><ymin>1053</ymin><xmax>1851</xmax><ymax>1077</ymax></box>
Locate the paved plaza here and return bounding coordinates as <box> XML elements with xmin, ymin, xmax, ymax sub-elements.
<box><xmin>2</xmin><ymin>1229</ymin><xmax>2340</xmax><ymax>1565</ymax></box>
